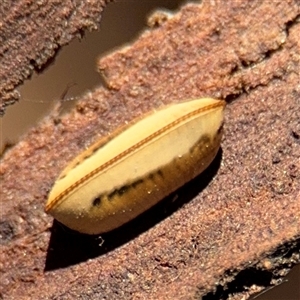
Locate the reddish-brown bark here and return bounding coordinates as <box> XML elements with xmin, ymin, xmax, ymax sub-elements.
<box><xmin>1</xmin><ymin>1</ymin><xmax>299</xmax><ymax>299</ymax></box>
<box><xmin>0</xmin><ymin>0</ymin><xmax>111</xmax><ymax>115</ymax></box>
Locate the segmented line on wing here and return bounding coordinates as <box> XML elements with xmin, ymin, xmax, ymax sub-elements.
<box><xmin>46</xmin><ymin>101</ymin><xmax>224</xmax><ymax>211</ymax></box>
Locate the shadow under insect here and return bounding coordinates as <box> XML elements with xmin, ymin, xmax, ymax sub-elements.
<box><xmin>44</xmin><ymin>148</ymin><xmax>223</xmax><ymax>271</ymax></box>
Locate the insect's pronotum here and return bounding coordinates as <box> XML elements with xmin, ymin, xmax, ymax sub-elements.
<box><xmin>45</xmin><ymin>98</ymin><xmax>225</xmax><ymax>234</ymax></box>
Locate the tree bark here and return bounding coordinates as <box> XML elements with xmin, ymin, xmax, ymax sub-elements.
<box><xmin>1</xmin><ymin>1</ymin><xmax>300</xmax><ymax>299</ymax></box>
<box><xmin>0</xmin><ymin>0</ymin><xmax>111</xmax><ymax>115</ymax></box>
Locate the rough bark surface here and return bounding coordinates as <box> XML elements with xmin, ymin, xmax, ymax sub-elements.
<box><xmin>0</xmin><ymin>0</ymin><xmax>111</xmax><ymax>115</ymax></box>
<box><xmin>1</xmin><ymin>1</ymin><xmax>300</xmax><ymax>299</ymax></box>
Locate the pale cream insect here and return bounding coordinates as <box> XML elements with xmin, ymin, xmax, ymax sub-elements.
<box><xmin>45</xmin><ymin>98</ymin><xmax>225</xmax><ymax>234</ymax></box>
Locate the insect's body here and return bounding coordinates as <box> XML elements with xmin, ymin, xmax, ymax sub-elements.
<box><xmin>45</xmin><ymin>98</ymin><xmax>225</xmax><ymax>234</ymax></box>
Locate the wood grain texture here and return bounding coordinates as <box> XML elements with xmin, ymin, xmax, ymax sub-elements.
<box><xmin>0</xmin><ymin>0</ymin><xmax>112</xmax><ymax>115</ymax></box>
<box><xmin>1</xmin><ymin>1</ymin><xmax>300</xmax><ymax>299</ymax></box>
